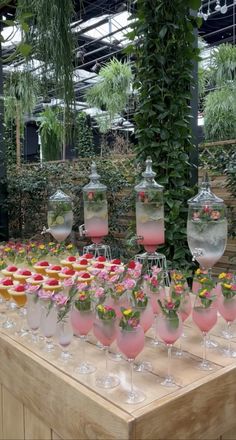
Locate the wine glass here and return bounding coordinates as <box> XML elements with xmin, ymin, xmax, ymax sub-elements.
<box><xmin>40</xmin><ymin>301</ymin><xmax>58</xmax><ymax>352</ymax></box>
<box><xmin>71</xmin><ymin>304</ymin><xmax>96</xmax><ymax>374</ymax></box>
<box><xmin>192</xmin><ymin>294</ymin><xmax>217</xmax><ymax>370</ymax></box>
<box><xmin>0</xmin><ymin>280</ymin><xmax>16</xmax><ymax>329</ymax></box>
<box><xmin>117</xmin><ymin>324</ymin><xmax>145</xmax><ymax>404</ymax></box>
<box><xmin>57</xmin><ymin>315</ymin><xmax>73</xmax><ymax>362</ymax></box>
<box><xmin>134</xmin><ymin>302</ymin><xmax>154</xmax><ymax>372</ymax></box>
<box><xmin>26</xmin><ymin>292</ymin><xmax>41</xmax><ymax>343</ymax></box>
<box><xmin>93</xmin><ymin>313</ymin><xmax>120</xmax><ymax>388</ymax></box>
<box><xmin>175</xmin><ymin>292</ymin><xmax>192</xmax><ymax>357</ymax></box>
<box><xmin>157</xmin><ymin>314</ymin><xmax>183</xmax><ymax>387</ymax></box>
<box><xmin>218</xmin><ymin>292</ymin><xmax>236</xmax><ymax>358</ymax></box>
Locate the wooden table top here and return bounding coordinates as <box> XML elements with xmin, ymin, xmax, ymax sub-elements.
<box><xmin>0</xmin><ymin>300</ymin><xmax>236</xmax><ymax>439</ymax></box>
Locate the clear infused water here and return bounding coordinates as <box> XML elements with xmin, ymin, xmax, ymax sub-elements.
<box><xmin>47</xmin><ymin>210</ymin><xmax>73</xmax><ymax>242</ymax></box>
<box><xmin>187</xmin><ymin>219</ymin><xmax>227</xmax><ymax>269</ymax></box>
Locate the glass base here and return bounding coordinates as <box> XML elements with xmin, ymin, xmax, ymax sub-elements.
<box><xmin>75</xmin><ymin>362</ymin><xmax>96</xmax><ymax>375</ymax></box>
<box><xmin>150</xmin><ymin>338</ymin><xmax>160</xmax><ymax>347</ymax></box>
<box><xmin>44</xmin><ymin>341</ymin><xmax>55</xmax><ymax>352</ymax></box>
<box><xmin>2</xmin><ymin>319</ymin><xmax>15</xmax><ymax>329</ymax></box>
<box><xmin>161</xmin><ymin>375</ymin><xmax>178</xmax><ymax>388</ymax></box>
<box><xmin>125</xmin><ymin>389</ymin><xmax>146</xmax><ymax>404</ymax></box>
<box><xmin>108</xmin><ymin>351</ymin><xmax>123</xmax><ymax>362</ymax></box>
<box><xmin>15</xmin><ymin>328</ymin><xmax>28</xmax><ymax>338</ymax></box>
<box><xmin>61</xmin><ymin>351</ymin><xmax>72</xmax><ymax>360</ymax></box>
<box><xmin>96</xmin><ymin>374</ymin><xmax>120</xmax><ymax>389</ymax></box>
<box><xmin>174</xmin><ymin>349</ymin><xmax>183</xmax><ymax>358</ymax></box>
<box><xmin>204</xmin><ymin>338</ymin><xmax>218</xmax><ymax>349</ymax></box>
<box><xmin>8</xmin><ymin>302</ymin><xmax>17</xmax><ymax>310</ymax></box>
<box><xmin>198</xmin><ymin>360</ymin><xmax>213</xmax><ymax>371</ymax></box>
<box><xmin>221</xmin><ymin>348</ymin><xmax>236</xmax><ymax>358</ymax></box>
<box><xmin>96</xmin><ymin>341</ymin><xmax>105</xmax><ymax>351</ymax></box>
<box><xmin>134</xmin><ymin>361</ymin><xmax>152</xmax><ymax>373</ymax></box>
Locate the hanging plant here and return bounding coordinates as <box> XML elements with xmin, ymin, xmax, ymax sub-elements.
<box><xmin>4</xmin><ymin>71</ymin><xmax>38</xmax><ymax>166</ymax></box>
<box><xmin>86</xmin><ymin>59</ymin><xmax>132</xmax><ymax>133</ymax></box>
<box><xmin>39</xmin><ymin>107</ymin><xmax>63</xmax><ymax>162</ymax></box>
<box><xmin>127</xmin><ymin>0</ymin><xmax>201</xmax><ymax>269</ymax></box>
<box><xmin>16</xmin><ymin>0</ymin><xmax>76</xmax><ymax>108</ymax></box>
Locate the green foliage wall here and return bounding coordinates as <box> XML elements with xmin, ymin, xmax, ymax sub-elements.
<box><xmin>75</xmin><ymin>112</ymin><xmax>95</xmax><ymax>157</ymax></box>
<box><xmin>128</xmin><ymin>0</ymin><xmax>200</xmax><ymax>267</ymax></box>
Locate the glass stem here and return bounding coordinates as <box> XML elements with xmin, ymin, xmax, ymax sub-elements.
<box><xmin>81</xmin><ymin>335</ymin><xmax>86</xmax><ymax>363</ymax></box>
<box><xmin>154</xmin><ymin>315</ymin><xmax>158</xmax><ymax>343</ymax></box>
<box><xmin>105</xmin><ymin>347</ymin><xmax>109</xmax><ymax>372</ymax></box>
<box><xmin>203</xmin><ymin>331</ymin><xmax>207</xmax><ymax>364</ymax></box>
<box><xmin>129</xmin><ymin>359</ymin><xmax>134</xmax><ymax>395</ymax></box>
<box><xmin>167</xmin><ymin>344</ymin><xmax>172</xmax><ymax>379</ymax></box>
<box><xmin>227</xmin><ymin>322</ymin><xmax>232</xmax><ymax>354</ymax></box>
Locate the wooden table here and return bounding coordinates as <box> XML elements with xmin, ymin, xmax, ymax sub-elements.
<box><xmin>0</xmin><ymin>312</ymin><xmax>236</xmax><ymax>440</ymax></box>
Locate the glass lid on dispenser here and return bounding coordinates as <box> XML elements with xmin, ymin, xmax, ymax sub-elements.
<box><xmin>135</xmin><ymin>157</ymin><xmax>163</xmax><ymax>192</ymax></box>
<box><xmin>49</xmin><ymin>190</ymin><xmax>72</xmax><ymax>203</ymax></box>
<box><xmin>83</xmin><ymin>162</ymin><xmax>107</xmax><ymax>193</ymax></box>
<box><xmin>188</xmin><ymin>173</ymin><xmax>224</xmax><ymax>207</ymax></box>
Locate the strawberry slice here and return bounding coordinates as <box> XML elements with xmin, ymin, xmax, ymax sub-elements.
<box><xmin>47</xmin><ymin>279</ymin><xmax>59</xmax><ymax>286</ymax></box>
<box><xmin>64</xmin><ymin>269</ymin><xmax>75</xmax><ymax>276</ymax></box>
<box><xmin>67</xmin><ymin>256</ymin><xmax>76</xmax><ymax>262</ymax></box>
<box><xmin>79</xmin><ymin>259</ymin><xmax>88</xmax><ymax>265</ymax></box>
<box><xmin>95</xmin><ymin>263</ymin><xmax>105</xmax><ymax>269</ymax></box>
<box><xmin>15</xmin><ymin>285</ymin><xmax>25</xmax><ymax>292</ymax></box>
<box><xmin>2</xmin><ymin>279</ymin><xmax>13</xmax><ymax>286</ymax></box>
<box><xmin>21</xmin><ymin>270</ymin><xmax>31</xmax><ymax>276</ymax></box>
<box><xmin>7</xmin><ymin>266</ymin><xmax>18</xmax><ymax>272</ymax></box>
<box><xmin>83</xmin><ymin>253</ymin><xmax>93</xmax><ymax>259</ymax></box>
<box><xmin>33</xmin><ymin>274</ymin><xmax>44</xmax><ymax>281</ymax></box>
<box><xmin>38</xmin><ymin>261</ymin><xmax>49</xmax><ymax>267</ymax></box>
<box><xmin>128</xmin><ymin>260</ymin><xmax>136</xmax><ymax>269</ymax></box>
<box><xmin>112</xmin><ymin>259</ymin><xmax>121</xmax><ymax>265</ymax></box>
<box><xmin>97</xmin><ymin>256</ymin><xmax>106</xmax><ymax>262</ymax></box>
<box><xmin>81</xmin><ymin>273</ymin><xmax>90</xmax><ymax>279</ymax></box>
<box><xmin>110</xmin><ymin>265</ymin><xmax>117</xmax><ymax>272</ymax></box>
<box><xmin>51</xmin><ymin>265</ymin><xmax>61</xmax><ymax>271</ymax></box>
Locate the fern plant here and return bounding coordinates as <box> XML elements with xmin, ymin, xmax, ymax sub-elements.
<box><xmin>86</xmin><ymin>59</ymin><xmax>132</xmax><ymax>133</ymax></box>
<box><xmin>204</xmin><ymin>86</ymin><xmax>236</xmax><ymax>141</ymax></box>
<box><xmin>39</xmin><ymin>107</ymin><xmax>63</xmax><ymax>161</ymax></box>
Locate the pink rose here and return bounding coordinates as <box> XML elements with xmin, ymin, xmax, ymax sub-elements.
<box><xmin>53</xmin><ymin>293</ymin><xmax>68</xmax><ymax>306</ymax></box>
<box><xmin>95</xmin><ymin>287</ymin><xmax>105</xmax><ymax>298</ymax></box>
<box><xmin>124</xmin><ymin>278</ymin><xmax>136</xmax><ymax>290</ymax></box>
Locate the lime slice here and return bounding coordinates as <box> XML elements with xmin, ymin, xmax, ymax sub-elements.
<box><xmin>56</xmin><ymin>216</ymin><xmax>64</xmax><ymax>225</ymax></box>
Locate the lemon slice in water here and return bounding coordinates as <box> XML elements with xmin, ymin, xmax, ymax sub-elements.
<box><xmin>56</xmin><ymin>216</ymin><xmax>64</xmax><ymax>225</ymax></box>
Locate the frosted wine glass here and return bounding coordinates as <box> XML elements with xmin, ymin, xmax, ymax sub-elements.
<box><xmin>157</xmin><ymin>314</ymin><xmax>183</xmax><ymax>387</ymax></box>
<box><xmin>117</xmin><ymin>326</ymin><xmax>145</xmax><ymax>404</ymax></box>
<box><xmin>93</xmin><ymin>317</ymin><xmax>120</xmax><ymax>388</ymax></box>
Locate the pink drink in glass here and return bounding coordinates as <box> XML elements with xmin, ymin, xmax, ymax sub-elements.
<box><xmin>179</xmin><ymin>293</ymin><xmax>192</xmax><ymax>323</ymax></box>
<box><xmin>192</xmin><ymin>306</ymin><xmax>217</xmax><ymax>333</ymax></box>
<box><xmin>157</xmin><ymin>315</ymin><xmax>183</xmax><ymax>345</ymax></box>
<box><xmin>147</xmin><ymin>287</ymin><xmax>165</xmax><ymax>315</ymax></box>
<box><xmin>104</xmin><ymin>296</ymin><xmax>129</xmax><ymax>319</ymax></box>
<box><xmin>84</xmin><ymin>201</ymin><xmax>108</xmax><ymax>244</ymax></box>
<box><xmin>137</xmin><ymin>304</ymin><xmax>154</xmax><ymax>333</ymax></box>
<box><xmin>136</xmin><ymin>202</ymin><xmax>164</xmax><ymax>253</ymax></box>
<box><xmin>93</xmin><ymin>318</ymin><xmax>117</xmax><ymax>346</ymax></box>
<box><xmin>218</xmin><ymin>295</ymin><xmax>236</xmax><ymax>322</ymax></box>
<box><xmin>117</xmin><ymin>326</ymin><xmax>145</xmax><ymax>359</ymax></box>
<box><xmin>71</xmin><ymin>308</ymin><xmax>95</xmax><ymax>336</ymax></box>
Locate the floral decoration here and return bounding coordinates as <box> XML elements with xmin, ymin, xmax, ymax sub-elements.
<box><xmin>119</xmin><ymin>308</ymin><xmax>140</xmax><ymax>331</ymax></box>
<box><xmin>96</xmin><ymin>304</ymin><xmax>116</xmax><ymax>320</ymax></box>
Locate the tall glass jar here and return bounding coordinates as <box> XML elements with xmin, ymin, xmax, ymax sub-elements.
<box><xmin>134</xmin><ymin>157</ymin><xmax>164</xmax><ymax>253</ymax></box>
<box><xmin>47</xmin><ymin>190</ymin><xmax>73</xmax><ymax>242</ymax></box>
<box><xmin>83</xmin><ymin>162</ymin><xmax>108</xmax><ymax>244</ymax></box>
<box><xmin>187</xmin><ymin>173</ymin><xmax>228</xmax><ymax>271</ymax></box>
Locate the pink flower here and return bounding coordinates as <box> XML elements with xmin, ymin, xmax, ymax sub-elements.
<box><xmin>166</xmin><ymin>301</ymin><xmax>174</xmax><ymax>310</ymax></box>
<box><xmin>109</xmin><ymin>275</ymin><xmax>120</xmax><ymax>283</ymax></box>
<box><xmin>53</xmin><ymin>293</ymin><xmax>68</xmax><ymax>306</ymax></box>
<box><xmin>193</xmin><ymin>212</ymin><xmax>200</xmax><ymax>221</ymax></box>
<box><xmin>123</xmin><ymin>278</ymin><xmax>136</xmax><ymax>290</ymax></box>
<box><xmin>152</xmin><ymin>266</ymin><xmax>162</xmax><ymax>276</ymax></box>
<box><xmin>151</xmin><ymin>277</ymin><xmax>158</xmax><ymax>287</ymax></box>
<box><xmin>27</xmin><ymin>284</ymin><xmax>41</xmax><ymax>294</ymax></box>
<box><xmin>211</xmin><ymin>210</ymin><xmax>220</xmax><ymax>220</ymax></box>
<box><xmin>98</xmin><ymin>270</ymin><xmax>109</xmax><ymax>281</ymax></box>
<box><xmin>174</xmin><ymin>285</ymin><xmax>184</xmax><ymax>295</ymax></box>
<box><xmin>63</xmin><ymin>278</ymin><xmax>75</xmax><ymax>288</ymax></box>
<box><xmin>232</xmin><ymin>284</ymin><xmax>236</xmax><ymax>291</ymax></box>
<box><xmin>128</xmin><ymin>317</ymin><xmax>139</xmax><ymax>328</ymax></box>
<box><xmin>38</xmin><ymin>289</ymin><xmax>52</xmax><ymax>300</ymax></box>
<box><xmin>95</xmin><ymin>287</ymin><xmax>105</xmax><ymax>298</ymax></box>
<box><xmin>77</xmin><ymin>282</ymin><xmax>88</xmax><ymax>291</ymax></box>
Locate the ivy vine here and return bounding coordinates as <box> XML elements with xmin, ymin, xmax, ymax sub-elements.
<box><xmin>127</xmin><ymin>0</ymin><xmax>201</xmax><ymax>269</ymax></box>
